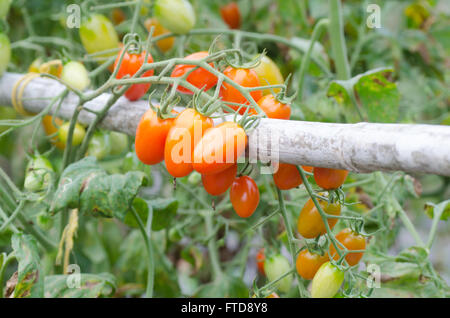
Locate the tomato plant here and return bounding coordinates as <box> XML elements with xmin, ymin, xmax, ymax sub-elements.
<box><xmin>230</xmin><ymin>175</ymin><xmax>260</xmax><ymax>218</ymax></box>
<box><xmin>135</xmin><ymin>108</ymin><xmax>174</xmax><ymax>165</ymax></box>
<box><xmin>171</xmin><ymin>52</ymin><xmax>217</xmax><ymax>94</ymax></box>
<box><xmin>192</xmin><ymin>121</ymin><xmax>247</xmax><ymax>175</ymax></box>
<box><xmin>164</xmin><ymin>108</ymin><xmax>213</xmax><ymax>178</ymax></box>
<box><xmin>201</xmin><ymin>163</ymin><xmax>237</xmax><ymax>196</ymax></box>
<box><xmin>329</xmin><ymin>228</ymin><xmax>366</xmax><ymax>266</ymax></box>
<box><xmin>297</xmin><ymin>197</ymin><xmax>341</xmax><ymax>239</ymax></box>
<box><xmin>114</xmin><ymin>48</ymin><xmax>154</xmax><ymax>101</ymax></box>
<box><xmin>311</xmin><ymin>262</ymin><xmax>345</xmax><ymax>298</ymax></box>
<box><xmin>79</xmin><ymin>14</ymin><xmax>119</xmax><ymax>62</ymax></box>
<box><xmin>220</xmin><ymin>67</ymin><xmax>262</xmax><ymax>114</ymax></box>
<box><xmin>295</xmin><ymin>249</ymin><xmax>329</xmax><ymax>280</ymax></box>
<box><xmin>154</xmin><ymin>0</ymin><xmax>196</xmax><ymax>35</ymax></box>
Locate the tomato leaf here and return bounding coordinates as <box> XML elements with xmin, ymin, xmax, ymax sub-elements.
<box><xmin>43</xmin><ymin>273</ymin><xmax>116</xmax><ymax>298</ymax></box>
<box><xmin>149</xmin><ymin>198</ymin><xmax>179</xmax><ymax>231</ymax></box>
<box><xmin>9</xmin><ymin>233</ymin><xmax>43</xmax><ymax>297</ymax></box>
<box><xmin>424</xmin><ymin>200</ymin><xmax>450</xmax><ymax>221</ymax></box>
<box><xmin>328</xmin><ymin>68</ymin><xmax>400</xmax><ymax>123</ymax></box>
<box><xmin>51</xmin><ymin>157</ymin><xmax>147</xmax><ymax>220</ymax></box>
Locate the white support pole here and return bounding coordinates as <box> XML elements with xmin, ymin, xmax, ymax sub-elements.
<box><xmin>1</xmin><ymin>72</ymin><xmax>449</xmax><ymax>176</ymax></box>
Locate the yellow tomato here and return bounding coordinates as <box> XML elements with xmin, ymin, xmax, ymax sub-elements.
<box><xmin>252</xmin><ymin>55</ymin><xmax>284</xmax><ymax>95</ymax></box>
<box><xmin>144</xmin><ymin>17</ymin><xmax>175</xmax><ymax>53</ymax></box>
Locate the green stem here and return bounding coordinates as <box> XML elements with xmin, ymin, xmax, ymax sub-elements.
<box><xmin>204</xmin><ymin>211</ymin><xmax>223</xmax><ymax>280</ymax></box>
<box><xmin>328</xmin><ymin>0</ymin><xmax>351</xmax><ymax>80</ymax></box>
<box><xmin>276</xmin><ymin>188</ymin><xmax>308</xmax><ymax>297</ymax></box>
<box><xmin>0</xmin><ymin>253</ymin><xmax>16</xmax><ymax>298</ymax></box>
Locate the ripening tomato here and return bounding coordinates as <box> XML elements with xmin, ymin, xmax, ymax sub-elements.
<box><xmin>256</xmin><ymin>248</ymin><xmax>265</xmax><ymax>275</ymax></box>
<box><xmin>114</xmin><ymin>48</ymin><xmax>154</xmax><ymax>101</ymax></box>
<box><xmin>111</xmin><ymin>8</ymin><xmax>126</xmax><ymax>25</ymax></box>
<box><xmin>42</xmin><ymin>115</ymin><xmax>65</xmax><ymax>150</ymax></box>
<box><xmin>256</xmin><ymin>94</ymin><xmax>291</xmax><ymax>119</ymax></box>
<box><xmin>264</xmin><ymin>254</ymin><xmax>293</xmax><ymax>293</ymax></box>
<box><xmin>79</xmin><ymin>14</ymin><xmax>119</xmax><ymax>63</ymax></box>
<box><xmin>273</xmin><ymin>164</ymin><xmax>313</xmax><ymax>190</ymax></box>
<box><xmin>87</xmin><ymin>131</ymin><xmax>111</xmax><ymax>160</ymax></box>
<box><xmin>230</xmin><ymin>175</ymin><xmax>260</xmax><ymax>218</ymax></box>
<box><xmin>311</xmin><ymin>262</ymin><xmax>344</xmax><ymax>298</ymax></box>
<box><xmin>58</xmin><ymin>122</ymin><xmax>86</xmax><ymax>147</ymax></box>
<box><xmin>164</xmin><ymin>108</ymin><xmax>213</xmax><ymax>178</ymax></box>
<box><xmin>220</xmin><ymin>2</ymin><xmax>241</xmax><ymax>29</ymax></box>
<box><xmin>135</xmin><ymin>108</ymin><xmax>175</xmax><ymax>165</ymax></box>
<box><xmin>60</xmin><ymin>61</ymin><xmax>91</xmax><ymax>91</ymax></box>
<box><xmin>192</xmin><ymin>122</ymin><xmax>247</xmax><ymax>175</ymax></box>
<box><xmin>171</xmin><ymin>51</ymin><xmax>217</xmax><ymax>94</ymax></box>
<box><xmin>313</xmin><ymin>167</ymin><xmax>349</xmax><ymax>190</ymax></box>
<box><xmin>154</xmin><ymin>0</ymin><xmax>196</xmax><ymax>35</ymax></box>
<box><xmin>144</xmin><ymin>17</ymin><xmax>175</xmax><ymax>53</ymax></box>
<box><xmin>220</xmin><ymin>67</ymin><xmax>262</xmax><ymax>115</ymax></box>
<box><xmin>295</xmin><ymin>249</ymin><xmax>329</xmax><ymax>280</ymax></box>
<box><xmin>201</xmin><ymin>163</ymin><xmax>237</xmax><ymax>196</ymax></box>
<box><xmin>297</xmin><ymin>197</ymin><xmax>341</xmax><ymax>239</ymax></box>
<box><xmin>0</xmin><ymin>33</ymin><xmax>11</xmax><ymax>76</ymax></box>
<box><xmin>329</xmin><ymin>228</ymin><xmax>366</xmax><ymax>266</ymax></box>
<box><xmin>252</xmin><ymin>55</ymin><xmax>284</xmax><ymax>95</ymax></box>
<box><xmin>109</xmin><ymin>131</ymin><xmax>129</xmax><ymax>156</ymax></box>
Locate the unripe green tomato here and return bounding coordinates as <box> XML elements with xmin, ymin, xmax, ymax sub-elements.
<box><xmin>79</xmin><ymin>14</ymin><xmax>119</xmax><ymax>62</ymax></box>
<box><xmin>58</xmin><ymin>122</ymin><xmax>86</xmax><ymax>146</ymax></box>
<box><xmin>108</xmin><ymin>131</ymin><xmax>129</xmax><ymax>156</ymax></box>
<box><xmin>168</xmin><ymin>227</ymin><xmax>182</xmax><ymax>242</ymax></box>
<box><xmin>187</xmin><ymin>171</ymin><xmax>201</xmax><ymax>185</ymax></box>
<box><xmin>311</xmin><ymin>261</ymin><xmax>345</xmax><ymax>298</ymax></box>
<box><xmin>24</xmin><ymin>156</ymin><xmax>54</xmax><ymax>192</ymax></box>
<box><xmin>154</xmin><ymin>0</ymin><xmax>196</xmax><ymax>34</ymax></box>
<box><xmin>87</xmin><ymin>131</ymin><xmax>111</xmax><ymax>160</ymax></box>
<box><xmin>36</xmin><ymin>211</ymin><xmax>54</xmax><ymax>230</ymax></box>
<box><xmin>60</xmin><ymin>61</ymin><xmax>91</xmax><ymax>91</ymax></box>
<box><xmin>0</xmin><ymin>0</ymin><xmax>11</xmax><ymax>20</ymax></box>
<box><xmin>264</xmin><ymin>254</ymin><xmax>293</xmax><ymax>293</ymax></box>
<box><xmin>0</xmin><ymin>33</ymin><xmax>11</xmax><ymax>76</ymax></box>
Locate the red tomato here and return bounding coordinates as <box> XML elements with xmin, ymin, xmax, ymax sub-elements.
<box><xmin>256</xmin><ymin>94</ymin><xmax>291</xmax><ymax>119</ymax></box>
<box><xmin>273</xmin><ymin>164</ymin><xmax>313</xmax><ymax>190</ymax></box>
<box><xmin>329</xmin><ymin>228</ymin><xmax>366</xmax><ymax>266</ymax></box>
<box><xmin>164</xmin><ymin>108</ymin><xmax>213</xmax><ymax>178</ymax></box>
<box><xmin>220</xmin><ymin>67</ymin><xmax>262</xmax><ymax>115</ymax></box>
<box><xmin>135</xmin><ymin>108</ymin><xmax>174</xmax><ymax>165</ymax></box>
<box><xmin>297</xmin><ymin>197</ymin><xmax>341</xmax><ymax>239</ymax></box>
<box><xmin>256</xmin><ymin>248</ymin><xmax>265</xmax><ymax>275</ymax></box>
<box><xmin>192</xmin><ymin>122</ymin><xmax>247</xmax><ymax>175</ymax></box>
<box><xmin>171</xmin><ymin>51</ymin><xmax>217</xmax><ymax>94</ymax></box>
<box><xmin>220</xmin><ymin>2</ymin><xmax>241</xmax><ymax>29</ymax></box>
<box><xmin>230</xmin><ymin>175</ymin><xmax>260</xmax><ymax>218</ymax></box>
<box><xmin>114</xmin><ymin>48</ymin><xmax>154</xmax><ymax>101</ymax></box>
<box><xmin>201</xmin><ymin>163</ymin><xmax>237</xmax><ymax>196</ymax></box>
<box><xmin>295</xmin><ymin>249</ymin><xmax>329</xmax><ymax>280</ymax></box>
<box><xmin>313</xmin><ymin>168</ymin><xmax>349</xmax><ymax>190</ymax></box>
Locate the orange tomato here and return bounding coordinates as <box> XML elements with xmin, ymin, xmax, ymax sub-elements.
<box><xmin>220</xmin><ymin>67</ymin><xmax>262</xmax><ymax>115</ymax></box>
<box><xmin>220</xmin><ymin>2</ymin><xmax>241</xmax><ymax>29</ymax></box>
<box><xmin>201</xmin><ymin>163</ymin><xmax>237</xmax><ymax>196</ymax></box>
<box><xmin>313</xmin><ymin>168</ymin><xmax>349</xmax><ymax>190</ymax></box>
<box><xmin>192</xmin><ymin>121</ymin><xmax>247</xmax><ymax>175</ymax></box>
<box><xmin>256</xmin><ymin>248</ymin><xmax>265</xmax><ymax>275</ymax></box>
<box><xmin>230</xmin><ymin>175</ymin><xmax>260</xmax><ymax>218</ymax></box>
<box><xmin>329</xmin><ymin>228</ymin><xmax>366</xmax><ymax>266</ymax></box>
<box><xmin>144</xmin><ymin>17</ymin><xmax>175</xmax><ymax>52</ymax></box>
<box><xmin>273</xmin><ymin>164</ymin><xmax>313</xmax><ymax>190</ymax></box>
<box><xmin>295</xmin><ymin>249</ymin><xmax>329</xmax><ymax>280</ymax></box>
<box><xmin>297</xmin><ymin>197</ymin><xmax>341</xmax><ymax>239</ymax></box>
<box><xmin>171</xmin><ymin>51</ymin><xmax>217</xmax><ymax>94</ymax></box>
<box><xmin>164</xmin><ymin>108</ymin><xmax>213</xmax><ymax>178</ymax></box>
<box><xmin>135</xmin><ymin>108</ymin><xmax>174</xmax><ymax>165</ymax></box>
<box><xmin>42</xmin><ymin>115</ymin><xmax>65</xmax><ymax>150</ymax></box>
<box><xmin>256</xmin><ymin>94</ymin><xmax>291</xmax><ymax>119</ymax></box>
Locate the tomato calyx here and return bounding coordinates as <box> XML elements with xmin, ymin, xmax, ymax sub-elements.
<box><xmin>225</xmin><ymin>49</ymin><xmax>266</xmax><ymax>70</ymax></box>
